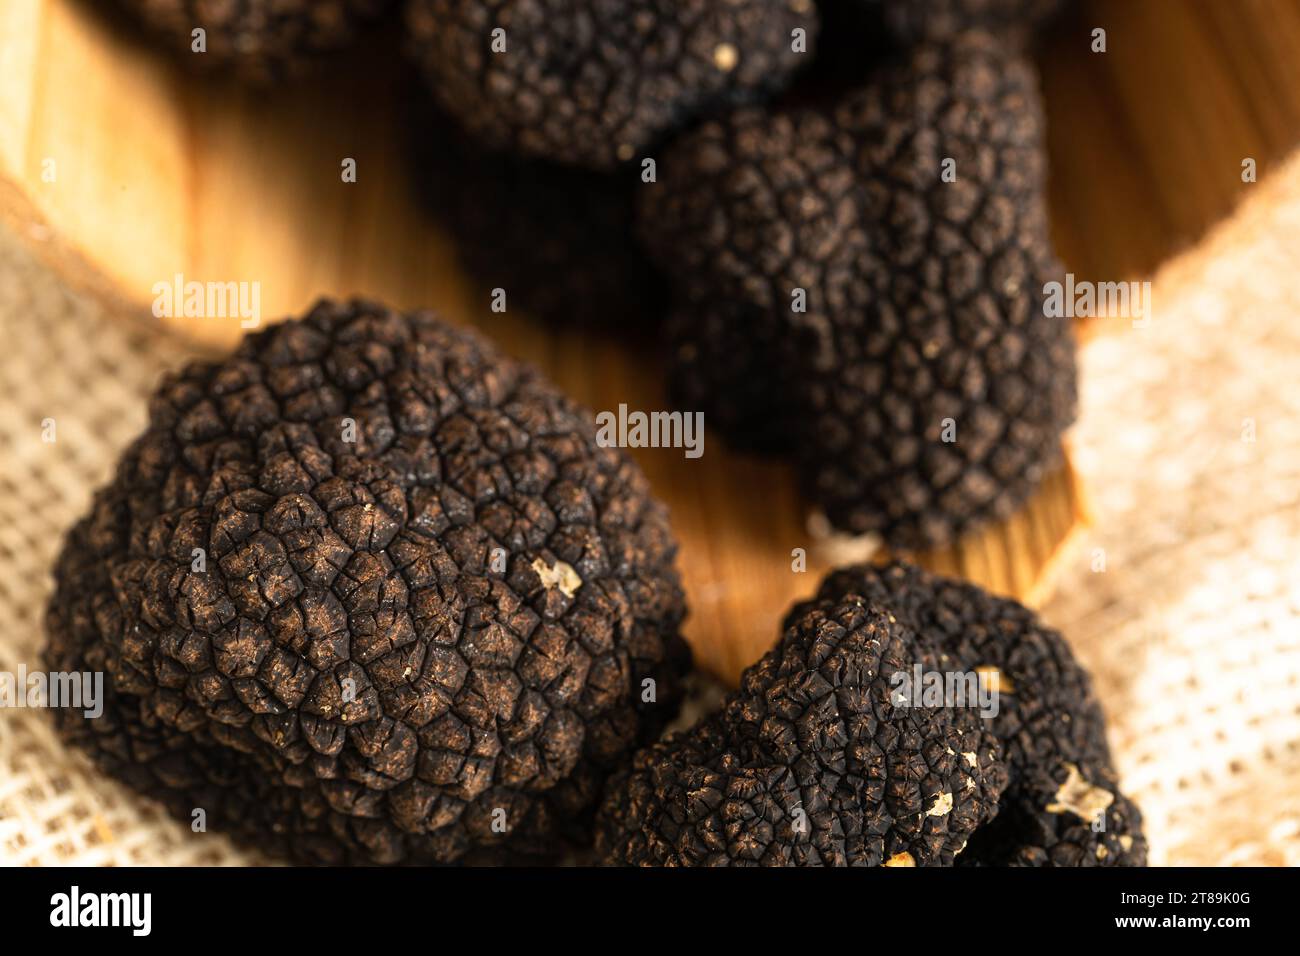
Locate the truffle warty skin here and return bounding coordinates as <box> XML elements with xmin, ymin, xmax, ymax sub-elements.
<box><xmin>641</xmin><ymin>30</ymin><xmax>1077</xmax><ymax>547</ymax></box>
<box><xmin>114</xmin><ymin>0</ymin><xmax>393</xmax><ymax>79</ymax></box>
<box><xmin>44</xmin><ymin>299</ymin><xmax>691</xmax><ymax>864</ymax></box>
<box><xmin>597</xmin><ymin>562</ymin><xmax>1147</xmax><ymax>867</ymax></box>
<box><xmin>405</xmin><ymin>0</ymin><xmax>821</xmax><ymax>170</ymax></box>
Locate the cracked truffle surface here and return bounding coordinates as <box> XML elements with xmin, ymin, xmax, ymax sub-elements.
<box><xmin>793</xmin><ymin>563</ymin><xmax>1145</xmax><ymax>865</ymax></box>
<box><xmin>44</xmin><ymin>299</ymin><xmax>690</xmax><ymax>864</ymax></box>
<box><xmin>640</xmin><ymin>31</ymin><xmax>1076</xmax><ymax>547</ymax></box>
<box><xmin>596</xmin><ymin>586</ymin><xmax>1009</xmax><ymax>865</ymax></box>
<box><xmin>115</xmin><ymin>0</ymin><xmax>391</xmax><ymax>79</ymax></box>
<box><xmin>598</xmin><ymin>562</ymin><xmax>1146</xmax><ymax>866</ymax></box>
<box><xmin>405</xmin><ymin>0</ymin><xmax>820</xmax><ymax>170</ymax></box>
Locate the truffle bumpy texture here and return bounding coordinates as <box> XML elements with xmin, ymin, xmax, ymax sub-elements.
<box><xmin>115</xmin><ymin>0</ymin><xmax>390</xmax><ymax>79</ymax></box>
<box><xmin>597</xmin><ymin>562</ymin><xmax>1147</xmax><ymax>866</ymax></box>
<box><xmin>44</xmin><ymin>299</ymin><xmax>690</xmax><ymax>864</ymax></box>
<box><xmin>405</xmin><ymin>0</ymin><xmax>820</xmax><ymax>170</ymax></box>
<box><xmin>641</xmin><ymin>31</ymin><xmax>1076</xmax><ymax>547</ymax></box>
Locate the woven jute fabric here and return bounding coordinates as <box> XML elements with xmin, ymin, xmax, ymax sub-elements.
<box><xmin>2</xmin><ymin>156</ymin><xmax>1299</xmax><ymax>866</ymax></box>
<box><xmin>1042</xmin><ymin>159</ymin><xmax>1300</xmax><ymax>867</ymax></box>
<box><xmin>0</xmin><ymin>220</ymin><xmax>250</xmax><ymax>864</ymax></box>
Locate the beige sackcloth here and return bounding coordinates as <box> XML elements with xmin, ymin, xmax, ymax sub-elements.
<box><xmin>2</xmin><ymin>155</ymin><xmax>1298</xmax><ymax>868</ymax></box>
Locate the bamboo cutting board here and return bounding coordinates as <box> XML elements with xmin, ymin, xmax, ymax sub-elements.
<box><xmin>4</xmin><ymin>0</ymin><xmax>1296</xmax><ymax>681</ymax></box>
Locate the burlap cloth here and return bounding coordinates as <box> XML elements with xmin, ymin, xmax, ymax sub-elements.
<box><xmin>2</xmin><ymin>156</ymin><xmax>1298</xmax><ymax>867</ymax></box>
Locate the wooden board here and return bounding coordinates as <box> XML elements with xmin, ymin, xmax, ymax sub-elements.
<box><xmin>5</xmin><ymin>0</ymin><xmax>1291</xmax><ymax>682</ymax></box>
<box><xmin>1040</xmin><ymin>0</ymin><xmax>1300</xmax><ymax>286</ymax></box>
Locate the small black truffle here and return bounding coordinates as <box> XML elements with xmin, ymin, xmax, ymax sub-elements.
<box><xmin>597</xmin><ymin>561</ymin><xmax>1147</xmax><ymax>867</ymax></box>
<box><xmin>801</xmin><ymin>563</ymin><xmax>1146</xmax><ymax>866</ymax></box>
<box><xmin>408</xmin><ymin>103</ymin><xmax>666</xmax><ymax>331</ymax></box>
<box><xmin>405</xmin><ymin>0</ymin><xmax>820</xmax><ymax>170</ymax></box>
<box><xmin>596</xmin><ymin>583</ymin><xmax>1008</xmax><ymax>865</ymax></box>
<box><xmin>873</xmin><ymin>0</ymin><xmax>1065</xmax><ymax>45</ymax></box>
<box><xmin>663</xmin><ymin>300</ymin><xmax>801</xmax><ymax>456</ymax></box>
<box><xmin>114</xmin><ymin>0</ymin><xmax>392</xmax><ymax>80</ymax></box>
<box><xmin>44</xmin><ymin>299</ymin><xmax>690</xmax><ymax>864</ymax></box>
<box><xmin>639</xmin><ymin>31</ymin><xmax>1076</xmax><ymax>547</ymax></box>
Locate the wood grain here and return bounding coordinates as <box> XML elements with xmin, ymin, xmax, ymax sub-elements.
<box><xmin>1039</xmin><ymin>0</ymin><xmax>1300</xmax><ymax>284</ymax></box>
<box><xmin>4</xmin><ymin>0</ymin><xmax>1290</xmax><ymax>682</ymax></box>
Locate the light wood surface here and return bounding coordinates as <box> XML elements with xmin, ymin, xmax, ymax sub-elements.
<box><xmin>4</xmin><ymin>0</ymin><xmax>1291</xmax><ymax>682</ymax></box>
<box><xmin>1041</xmin><ymin>0</ymin><xmax>1300</xmax><ymax>284</ymax></box>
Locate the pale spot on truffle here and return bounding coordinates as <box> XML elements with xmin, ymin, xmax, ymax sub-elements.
<box><xmin>926</xmin><ymin>791</ymin><xmax>954</xmax><ymax>817</ymax></box>
<box><xmin>1046</xmin><ymin>763</ymin><xmax>1115</xmax><ymax>822</ymax></box>
<box><xmin>713</xmin><ymin>43</ymin><xmax>738</xmax><ymax>72</ymax></box>
<box><xmin>532</xmin><ymin>557</ymin><xmax>583</xmax><ymax>597</ymax></box>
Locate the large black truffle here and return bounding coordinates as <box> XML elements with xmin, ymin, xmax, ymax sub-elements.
<box><xmin>405</xmin><ymin>0</ymin><xmax>820</xmax><ymax>170</ymax></box>
<box><xmin>44</xmin><ymin>299</ymin><xmax>690</xmax><ymax>864</ymax></box>
<box><xmin>597</xmin><ymin>561</ymin><xmax>1146</xmax><ymax>867</ymax></box>
<box><xmin>113</xmin><ymin>0</ymin><xmax>392</xmax><ymax>80</ymax></box>
<box><xmin>640</xmin><ymin>31</ymin><xmax>1076</xmax><ymax>547</ymax></box>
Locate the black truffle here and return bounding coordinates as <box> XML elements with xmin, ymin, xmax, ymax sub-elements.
<box><xmin>873</xmin><ymin>0</ymin><xmax>1065</xmax><ymax>45</ymax></box>
<box><xmin>44</xmin><ymin>298</ymin><xmax>690</xmax><ymax>864</ymax></box>
<box><xmin>801</xmin><ymin>563</ymin><xmax>1146</xmax><ymax>866</ymax></box>
<box><xmin>639</xmin><ymin>31</ymin><xmax>1077</xmax><ymax>547</ymax></box>
<box><xmin>408</xmin><ymin>102</ymin><xmax>666</xmax><ymax>332</ymax></box>
<box><xmin>113</xmin><ymin>0</ymin><xmax>391</xmax><ymax>80</ymax></box>
<box><xmin>597</xmin><ymin>561</ymin><xmax>1147</xmax><ymax>867</ymax></box>
<box><xmin>405</xmin><ymin>0</ymin><xmax>820</xmax><ymax>170</ymax></box>
<box><xmin>664</xmin><ymin>300</ymin><xmax>801</xmax><ymax>455</ymax></box>
<box><xmin>596</xmin><ymin>584</ymin><xmax>1008</xmax><ymax>865</ymax></box>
